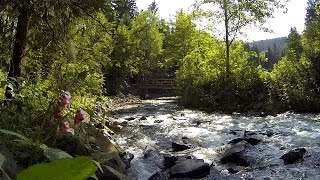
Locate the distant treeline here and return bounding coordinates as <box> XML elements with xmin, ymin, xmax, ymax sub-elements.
<box><xmin>245</xmin><ymin>37</ymin><xmax>287</xmax><ymax>70</ymax></box>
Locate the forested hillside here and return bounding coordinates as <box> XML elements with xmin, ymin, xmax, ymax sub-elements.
<box><xmin>0</xmin><ymin>0</ymin><xmax>320</xmax><ymax>179</ymax></box>
<box><xmin>244</xmin><ymin>37</ymin><xmax>286</xmax><ymax>70</ymax></box>
<box><xmin>251</xmin><ymin>37</ymin><xmax>287</xmax><ymax>52</ymax></box>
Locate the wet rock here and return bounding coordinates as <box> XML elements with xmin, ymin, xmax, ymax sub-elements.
<box><xmin>227</xmin><ymin>168</ymin><xmax>239</xmax><ymax>174</ymax></box>
<box><xmin>148</xmin><ymin>171</ymin><xmax>170</xmax><ymax>180</ymax></box>
<box><xmin>154</xmin><ymin>120</ymin><xmax>163</xmax><ymax>124</ymax></box>
<box><xmin>208</xmin><ymin>167</ymin><xmax>222</xmax><ymax>180</ymax></box>
<box><xmin>172</xmin><ymin>142</ymin><xmax>191</xmax><ymax>152</ymax></box>
<box><xmin>93</xmin><ymin>152</ymin><xmax>126</xmax><ymax>173</ymax></box>
<box><xmin>226</xmin><ymin>176</ymin><xmax>243</xmax><ymax>180</ymax></box>
<box><xmin>170</xmin><ymin>159</ymin><xmax>211</xmax><ymax>178</ymax></box>
<box><xmin>220</xmin><ymin>143</ymin><xmax>254</xmax><ymax>167</ymax></box>
<box><xmin>140</xmin><ymin>116</ymin><xmax>147</xmax><ymax>120</ymax></box>
<box><xmin>280</xmin><ymin>148</ymin><xmax>307</xmax><ymax>164</ymax></box>
<box><xmin>120</xmin><ymin>121</ymin><xmax>128</xmax><ymax>126</ymax></box>
<box><xmin>56</xmin><ymin>136</ymin><xmax>91</xmax><ymax>156</ymax></box>
<box><xmin>260</xmin><ymin>130</ymin><xmax>274</xmax><ymax>137</ymax></box>
<box><xmin>96</xmin><ymin>165</ymin><xmax>129</xmax><ymax>180</ymax></box>
<box><xmin>144</xmin><ymin>147</ymin><xmax>155</xmax><ymax>159</ymax></box>
<box><xmin>139</xmin><ymin>124</ymin><xmax>155</xmax><ymax>129</ymax></box>
<box><xmin>229</xmin><ymin>130</ymin><xmax>238</xmax><ymax>135</ymax></box>
<box><xmin>163</xmin><ymin>154</ymin><xmax>178</xmax><ymax>169</ymax></box>
<box><xmin>244</xmin><ymin>131</ymin><xmax>257</xmax><ymax>137</ymax></box>
<box><xmin>0</xmin><ymin>145</ymin><xmax>23</xmax><ymax>179</ymax></box>
<box><xmin>228</xmin><ymin>138</ymin><xmax>261</xmax><ymax>146</ymax></box>
<box><xmin>120</xmin><ymin>152</ymin><xmax>134</xmax><ymax>168</ymax></box>
<box><xmin>125</xmin><ymin>117</ymin><xmax>136</xmax><ymax>121</ymax></box>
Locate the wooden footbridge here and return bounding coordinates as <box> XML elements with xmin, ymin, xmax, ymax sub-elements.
<box><xmin>132</xmin><ymin>79</ymin><xmax>176</xmax><ymax>90</ymax></box>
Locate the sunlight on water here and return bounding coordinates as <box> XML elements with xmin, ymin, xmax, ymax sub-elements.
<box><xmin>113</xmin><ymin>98</ymin><xmax>320</xmax><ymax>180</ymax></box>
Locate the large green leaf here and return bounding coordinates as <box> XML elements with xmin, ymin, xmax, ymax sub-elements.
<box><xmin>0</xmin><ymin>129</ymin><xmax>32</xmax><ymax>143</ymax></box>
<box><xmin>17</xmin><ymin>156</ymin><xmax>98</xmax><ymax>180</ymax></box>
<box><xmin>41</xmin><ymin>147</ymin><xmax>73</xmax><ymax>161</ymax></box>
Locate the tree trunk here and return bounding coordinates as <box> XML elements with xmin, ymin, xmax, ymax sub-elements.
<box><xmin>9</xmin><ymin>8</ymin><xmax>29</xmax><ymax>78</ymax></box>
<box><xmin>223</xmin><ymin>0</ymin><xmax>230</xmax><ymax>79</ymax></box>
<box><xmin>5</xmin><ymin>8</ymin><xmax>29</xmax><ymax>98</ymax></box>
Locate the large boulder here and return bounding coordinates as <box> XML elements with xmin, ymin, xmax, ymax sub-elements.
<box><xmin>0</xmin><ymin>145</ymin><xmax>24</xmax><ymax>179</ymax></box>
<box><xmin>96</xmin><ymin>165</ymin><xmax>130</xmax><ymax>180</ymax></box>
<box><xmin>163</xmin><ymin>154</ymin><xmax>178</xmax><ymax>169</ymax></box>
<box><xmin>170</xmin><ymin>159</ymin><xmax>211</xmax><ymax>178</ymax></box>
<box><xmin>148</xmin><ymin>171</ymin><xmax>170</xmax><ymax>180</ymax></box>
<box><xmin>92</xmin><ymin>152</ymin><xmax>126</xmax><ymax>173</ymax></box>
<box><xmin>280</xmin><ymin>148</ymin><xmax>307</xmax><ymax>165</ymax></box>
<box><xmin>120</xmin><ymin>152</ymin><xmax>134</xmax><ymax>168</ymax></box>
<box><xmin>220</xmin><ymin>143</ymin><xmax>255</xmax><ymax>167</ymax></box>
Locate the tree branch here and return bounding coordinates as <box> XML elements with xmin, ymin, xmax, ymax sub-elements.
<box><xmin>68</xmin><ymin>2</ymin><xmax>112</xmax><ymax>35</ymax></box>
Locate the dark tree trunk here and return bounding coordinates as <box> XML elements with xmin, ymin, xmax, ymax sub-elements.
<box><xmin>5</xmin><ymin>8</ymin><xmax>29</xmax><ymax>99</ymax></box>
<box><xmin>9</xmin><ymin>8</ymin><xmax>29</xmax><ymax>78</ymax></box>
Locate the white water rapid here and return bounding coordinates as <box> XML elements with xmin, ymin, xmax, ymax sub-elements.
<box><xmin>112</xmin><ymin>97</ymin><xmax>320</xmax><ymax>180</ymax></box>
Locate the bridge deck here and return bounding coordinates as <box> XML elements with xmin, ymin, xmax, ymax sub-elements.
<box><xmin>132</xmin><ymin>79</ymin><xmax>176</xmax><ymax>90</ymax></box>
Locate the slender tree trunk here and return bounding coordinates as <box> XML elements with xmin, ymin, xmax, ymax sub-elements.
<box><xmin>9</xmin><ymin>8</ymin><xmax>29</xmax><ymax>78</ymax></box>
<box><xmin>223</xmin><ymin>0</ymin><xmax>230</xmax><ymax>79</ymax></box>
<box><xmin>5</xmin><ymin>8</ymin><xmax>29</xmax><ymax>98</ymax></box>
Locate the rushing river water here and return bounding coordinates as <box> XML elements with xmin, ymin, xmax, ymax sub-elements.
<box><xmin>112</xmin><ymin>97</ymin><xmax>320</xmax><ymax>180</ymax></box>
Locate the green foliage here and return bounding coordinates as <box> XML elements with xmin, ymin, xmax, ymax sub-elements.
<box><xmin>175</xmin><ymin>28</ymin><xmax>265</xmax><ymax>111</ymax></box>
<box><xmin>0</xmin><ymin>69</ymin><xmax>6</xmax><ymax>100</ymax></box>
<box><xmin>286</xmin><ymin>27</ymin><xmax>303</xmax><ymax>61</ymax></box>
<box><xmin>165</xmin><ymin>11</ymin><xmax>197</xmax><ymax>70</ymax></box>
<box><xmin>197</xmin><ymin>0</ymin><xmax>285</xmax><ymax>77</ymax></box>
<box><xmin>17</xmin><ymin>156</ymin><xmax>97</xmax><ymax>180</ymax></box>
<box><xmin>130</xmin><ymin>10</ymin><xmax>164</xmax><ymax>76</ymax></box>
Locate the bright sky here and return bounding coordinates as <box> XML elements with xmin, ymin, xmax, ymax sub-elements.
<box><xmin>136</xmin><ymin>0</ymin><xmax>307</xmax><ymax>41</ymax></box>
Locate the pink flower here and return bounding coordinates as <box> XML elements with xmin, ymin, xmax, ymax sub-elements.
<box><xmin>53</xmin><ymin>110</ymin><xmax>63</xmax><ymax>120</ymax></box>
<box><xmin>58</xmin><ymin>121</ymin><xmax>74</xmax><ymax>136</ymax></box>
<box><xmin>58</xmin><ymin>91</ymin><xmax>71</xmax><ymax>108</ymax></box>
<box><xmin>74</xmin><ymin>108</ymin><xmax>89</xmax><ymax>125</ymax></box>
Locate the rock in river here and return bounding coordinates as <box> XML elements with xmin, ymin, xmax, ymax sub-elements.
<box><xmin>170</xmin><ymin>159</ymin><xmax>211</xmax><ymax>178</ymax></box>
<box><xmin>172</xmin><ymin>142</ymin><xmax>191</xmax><ymax>152</ymax></box>
<box><xmin>280</xmin><ymin>148</ymin><xmax>307</xmax><ymax>164</ymax></box>
<box><xmin>220</xmin><ymin>143</ymin><xmax>255</xmax><ymax>167</ymax></box>
<box><xmin>228</xmin><ymin>137</ymin><xmax>261</xmax><ymax>146</ymax></box>
<box><xmin>163</xmin><ymin>154</ymin><xmax>178</xmax><ymax>169</ymax></box>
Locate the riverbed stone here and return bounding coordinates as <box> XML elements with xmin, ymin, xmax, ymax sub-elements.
<box><xmin>154</xmin><ymin>119</ymin><xmax>164</xmax><ymax>123</ymax></box>
<box><xmin>120</xmin><ymin>152</ymin><xmax>134</xmax><ymax>168</ymax></box>
<box><xmin>170</xmin><ymin>159</ymin><xmax>211</xmax><ymax>178</ymax></box>
<box><xmin>228</xmin><ymin>137</ymin><xmax>261</xmax><ymax>146</ymax></box>
<box><xmin>172</xmin><ymin>142</ymin><xmax>191</xmax><ymax>152</ymax></box>
<box><xmin>220</xmin><ymin>143</ymin><xmax>255</xmax><ymax>167</ymax></box>
<box><xmin>208</xmin><ymin>167</ymin><xmax>222</xmax><ymax>180</ymax></box>
<box><xmin>96</xmin><ymin>165</ymin><xmax>129</xmax><ymax>180</ymax></box>
<box><xmin>140</xmin><ymin>116</ymin><xmax>147</xmax><ymax>120</ymax></box>
<box><xmin>148</xmin><ymin>171</ymin><xmax>170</xmax><ymax>180</ymax></box>
<box><xmin>280</xmin><ymin>148</ymin><xmax>306</xmax><ymax>164</ymax></box>
<box><xmin>125</xmin><ymin>117</ymin><xmax>136</xmax><ymax>121</ymax></box>
<box><xmin>163</xmin><ymin>154</ymin><xmax>178</xmax><ymax>169</ymax></box>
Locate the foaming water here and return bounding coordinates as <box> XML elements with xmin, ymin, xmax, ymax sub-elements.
<box><xmin>113</xmin><ymin>98</ymin><xmax>320</xmax><ymax>180</ymax></box>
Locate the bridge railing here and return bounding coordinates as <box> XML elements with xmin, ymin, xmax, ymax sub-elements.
<box><xmin>132</xmin><ymin>79</ymin><xmax>176</xmax><ymax>89</ymax></box>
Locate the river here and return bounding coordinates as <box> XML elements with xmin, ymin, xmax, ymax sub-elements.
<box><xmin>111</xmin><ymin>97</ymin><xmax>320</xmax><ymax>180</ymax></box>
